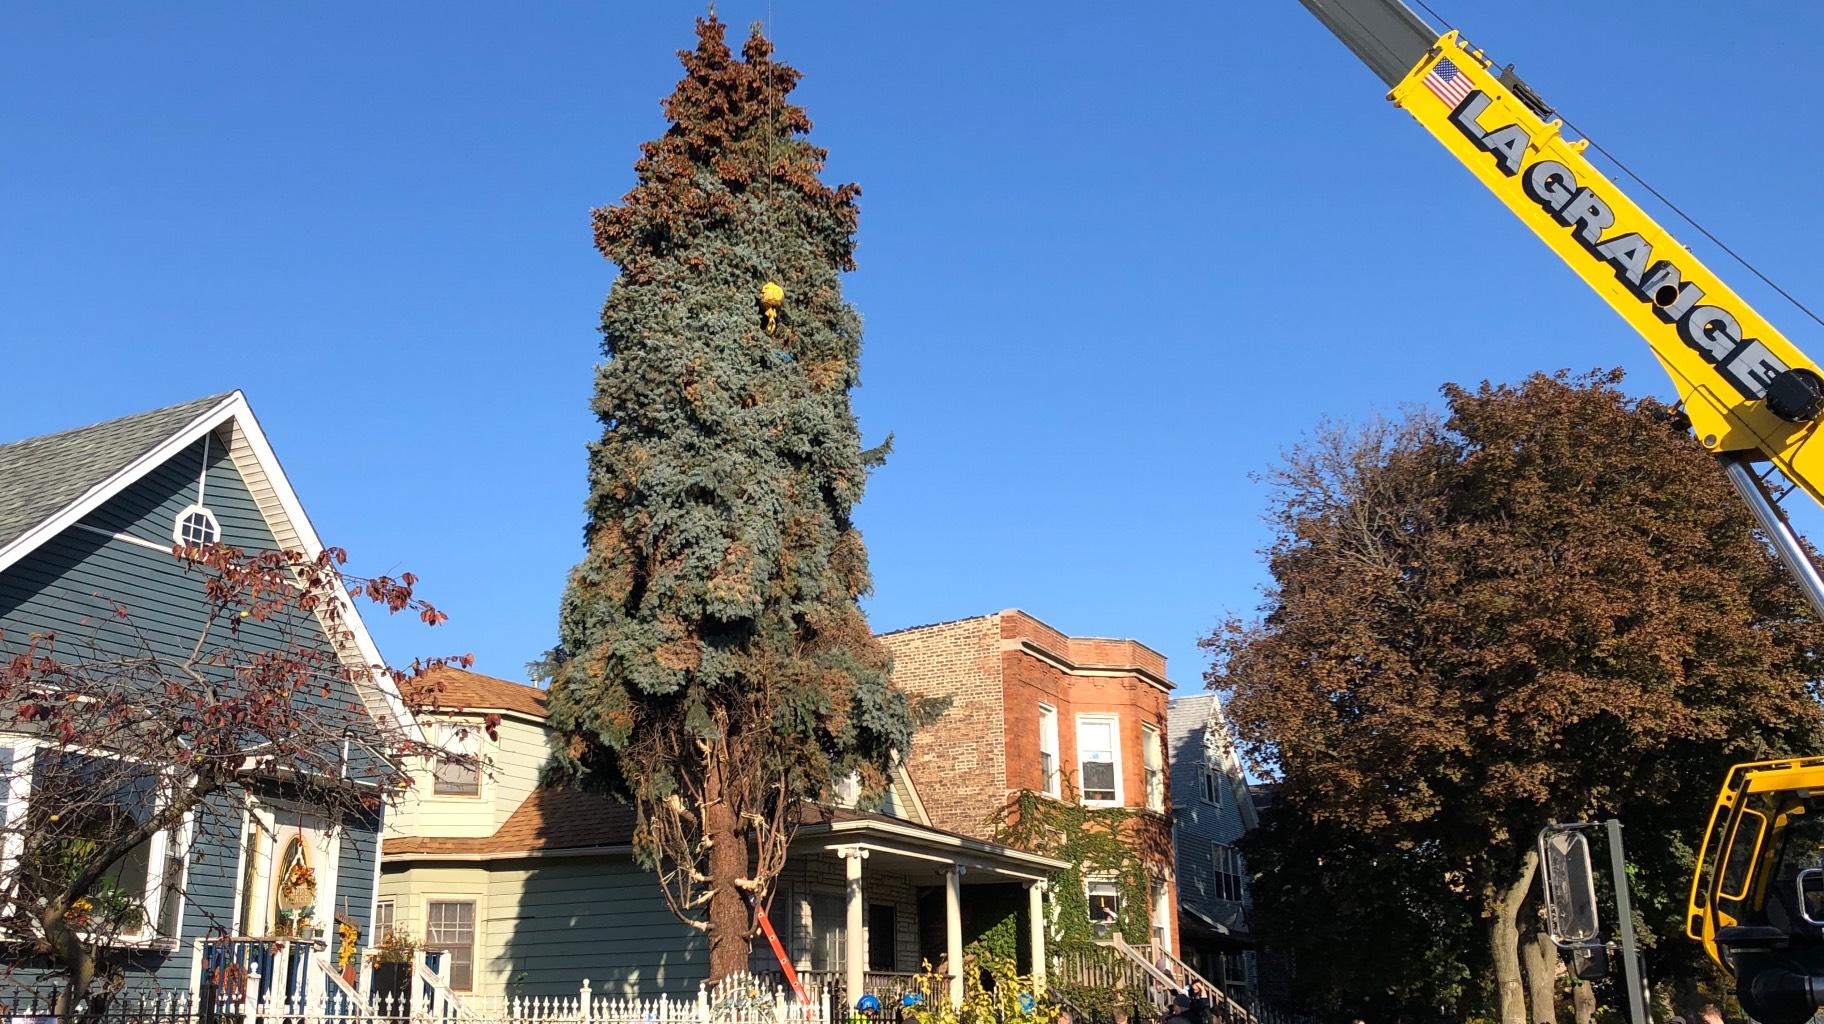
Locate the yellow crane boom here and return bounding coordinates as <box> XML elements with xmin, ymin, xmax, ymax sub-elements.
<box><xmin>1296</xmin><ymin>3</ymin><xmax>1824</xmax><ymax>1021</ymax></box>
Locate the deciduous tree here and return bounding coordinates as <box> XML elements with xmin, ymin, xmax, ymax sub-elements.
<box><xmin>545</xmin><ymin>17</ymin><xmax>937</xmax><ymax>980</ymax></box>
<box><xmin>1207</xmin><ymin>371</ymin><xmax>1824</xmax><ymax>1023</ymax></box>
<box><xmin>0</xmin><ymin>543</ymin><xmax>479</xmax><ymax>1022</ymax></box>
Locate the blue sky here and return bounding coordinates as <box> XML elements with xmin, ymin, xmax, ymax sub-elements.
<box><xmin>6</xmin><ymin>2</ymin><xmax>1824</xmax><ymax>693</ymax></box>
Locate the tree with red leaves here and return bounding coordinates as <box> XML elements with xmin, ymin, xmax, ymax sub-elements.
<box><xmin>0</xmin><ymin>541</ymin><xmax>485</xmax><ymax>1021</ymax></box>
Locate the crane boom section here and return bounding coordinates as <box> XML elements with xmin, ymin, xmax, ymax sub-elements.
<box><xmin>1386</xmin><ymin>33</ymin><xmax>1824</xmax><ymax>504</ymax></box>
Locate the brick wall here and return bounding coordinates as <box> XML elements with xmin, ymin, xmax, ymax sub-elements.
<box><xmin>879</xmin><ymin>615</ymin><xmax>1007</xmax><ymax>838</ymax></box>
<box><xmin>884</xmin><ymin>609</ymin><xmax>1182</xmax><ymax>956</ymax></box>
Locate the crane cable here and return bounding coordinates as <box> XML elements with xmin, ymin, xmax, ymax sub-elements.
<box><xmin>1407</xmin><ymin>1</ymin><xmax>1824</xmax><ymax>333</ymax></box>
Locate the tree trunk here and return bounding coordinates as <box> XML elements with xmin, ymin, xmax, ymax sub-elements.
<box><xmin>705</xmin><ymin>785</ymin><xmax>752</xmax><ymax>982</ymax></box>
<box><xmin>1491</xmin><ymin>848</ymin><xmax>1540</xmax><ymax>1024</ymax></box>
<box><xmin>1572</xmin><ymin>979</ymin><xmax>1596</xmax><ymax>1024</ymax></box>
<box><xmin>45</xmin><ymin>901</ymin><xmax>95</xmax><ymax>1024</ymax></box>
<box><xmin>1522</xmin><ymin>925</ymin><xmax>1559</xmax><ymax>1024</ymax></box>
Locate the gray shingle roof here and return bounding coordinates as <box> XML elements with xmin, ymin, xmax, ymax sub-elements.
<box><xmin>0</xmin><ymin>393</ymin><xmax>235</xmax><ymax>551</ymax></box>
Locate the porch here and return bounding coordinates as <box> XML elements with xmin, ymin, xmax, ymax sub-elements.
<box><xmin>764</xmin><ymin>814</ymin><xmax>1069</xmax><ymax>1009</ymax></box>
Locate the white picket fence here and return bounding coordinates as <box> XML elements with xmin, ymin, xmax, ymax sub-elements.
<box><xmin>2</xmin><ymin>971</ymin><xmax>831</xmax><ymax>1024</ymax></box>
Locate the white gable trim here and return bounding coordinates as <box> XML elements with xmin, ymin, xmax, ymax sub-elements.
<box><xmin>0</xmin><ymin>394</ymin><xmax>239</xmax><ymax>578</ymax></box>
<box><xmin>0</xmin><ymin>391</ymin><xmax>422</xmax><ymax>743</ymax></box>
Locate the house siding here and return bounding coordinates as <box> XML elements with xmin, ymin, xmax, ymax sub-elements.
<box><xmin>0</xmin><ymin>431</ymin><xmax>386</xmax><ymax>996</ymax></box>
<box><xmin>1167</xmin><ymin>695</ymin><xmax>1259</xmax><ymax>993</ymax></box>
<box><xmin>388</xmin><ymin>716</ymin><xmax>550</xmax><ymax>844</ymax></box>
<box><xmin>380</xmin><ymin>857</ymin><xmax>709</xmax><ymax>999</ymax></box>
<box><xmin>768</xmin><ymin>855</ymin><xmax>922</xmax><ymax>977</ymax></box>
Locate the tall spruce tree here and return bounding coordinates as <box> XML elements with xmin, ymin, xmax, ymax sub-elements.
<box><xmin>547</xmin><ymin>17</ymin><xmax>935</xmax><ymax>980</ymax></box>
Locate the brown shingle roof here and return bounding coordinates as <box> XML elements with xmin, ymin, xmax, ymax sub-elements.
<box><xmin>403</xmin><ymin>666</ymin><xmax>548</xmax><ymax>721</ymax></box>
<box><xmin>382</xmin><ymin>791</ymin><xmax>872</xmax><ymax>858</ymax></box>
<box><xmin>385</xmin><ymin>787</ymin><xmax>636</xmax><ymax>856</ymax></box>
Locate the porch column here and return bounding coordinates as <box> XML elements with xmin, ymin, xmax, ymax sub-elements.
<box><xmin>944</xmin><ymin>866</ymin><xmax>965</xmax><ymax>1008</ymax></box>
<box><xmin>1027</xmin><ymin>881</ymin><xmax>1047</xmax><ymax>995</ymax></box>
<box><xmin>842</xmin><ymin>846</ymin><xmax>868</xmax><ymax>1009</ymax></box>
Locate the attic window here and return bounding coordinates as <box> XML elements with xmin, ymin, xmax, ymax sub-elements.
<box><xmin>174</xmin><ymin>505</ymin><xmax>220</xmax><ymax>547</ymax></box>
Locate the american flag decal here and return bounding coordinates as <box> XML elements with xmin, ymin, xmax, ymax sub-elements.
<box><xmin>1423</xmin><ymin>57</ymin><xmax>1474</xmax><ymax>107</ymax></box>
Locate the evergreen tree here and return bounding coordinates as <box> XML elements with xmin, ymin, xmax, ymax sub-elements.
<box><xmin>547</xmin><ymin>17</ymin><xmax>937</xmax><ymax>980</ymax></box>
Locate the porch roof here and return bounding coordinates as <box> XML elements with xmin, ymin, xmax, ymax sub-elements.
<box><xmin>384</xmin><ymin>787</ymin><xmax>1066</xmax><ymax>877</ymax></box>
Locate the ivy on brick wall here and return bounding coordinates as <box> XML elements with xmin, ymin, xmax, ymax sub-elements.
<box><xmin>985</xmin><ymin>780</ymin><xmax>1165</xmax><ymax>1020</ymax></box>
<box><xmin>990</xmin><ymin>782</ymin><xmax>1156</xmax><ymax>949</ymax></box>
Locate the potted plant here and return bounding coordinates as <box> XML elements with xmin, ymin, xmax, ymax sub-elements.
<box><xmin>370</xmin><ymin>930</ymin><xmax>418</xmax><ymax>1006</ymax></box>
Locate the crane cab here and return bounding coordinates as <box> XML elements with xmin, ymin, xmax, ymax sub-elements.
<box><xmin>1690</xmin><ymin>759</ymin><xmax>1824</xmax><ymax>1024</ymax></box>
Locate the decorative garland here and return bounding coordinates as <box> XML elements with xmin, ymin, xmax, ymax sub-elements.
<box><xmin>337</xmin><ymin>919</ymin><xmax>361</xmax><ymax>970</ymax></box>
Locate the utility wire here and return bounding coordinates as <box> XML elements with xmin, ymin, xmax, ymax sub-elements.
<box><xmin>1409</xmin><ymin>0</ymin><xmax>1824</xmax><ymax>332</ymax></box>
<box><xmin>1557</xmin><ymin>120</ymin><xmax>1824</xmax><ymax>332</ymax></box>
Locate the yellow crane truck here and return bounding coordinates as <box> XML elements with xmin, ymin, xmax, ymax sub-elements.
<box><xmin>1295</xmin><ymin>2</ymin><xmax>1824</xmax><ymax>1021</ymax></box>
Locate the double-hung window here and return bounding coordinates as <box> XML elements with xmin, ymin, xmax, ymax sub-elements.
<box><xmin>1201</xmin><ymin>764</ymin><xmax>1223</xmax><ymax>807</ymax></box>
<box><xmin>1037</xmin><ymin>704</ymin><xmax>1061</xmax><ymax>798</ymax></box>
<box><xmin>1076</xmin><ymin>715</ymin><xmax>1121</xmax><ymax>805</ymax></box>
<box><xmin>1213</xmin><ymin>843</ymin><xmax>1245</xmax><ymax>903</ymax></box>
<box><xmin>432</xmin><ymin>723</ymin><xmax>481</xmax><ymax>797</ymax></box>
<box><xmin>809</xmin><ymin>893</ymin><xmax>847</xmax><ymax>971</ymax></box>
<box><xmin>425</xmin><ymin>900</ymin><xmax>476</xmax><ymax>991</ymax></box>
<box><xmin>1142</xmin><ymin>724</ymin><xmax>1165</xmax><ymax>812</ymax></box>
<box><xmin>374</xmin><ymin>900</ymin><xmax>396</xmax><ymax>941</ymax></box>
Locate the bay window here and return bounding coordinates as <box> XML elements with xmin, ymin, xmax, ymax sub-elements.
<box><xmin>432</xmin><ymin>723</ymin><xmax>481</xmax><ymax>797</ymax></box>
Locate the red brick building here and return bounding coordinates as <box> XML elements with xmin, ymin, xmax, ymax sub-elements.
<box><xmin>880</xmin><ymin>610</ymin><xmax>1179</xmax><ymax>956</ymax></box>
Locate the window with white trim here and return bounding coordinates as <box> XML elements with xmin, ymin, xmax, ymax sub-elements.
<box><xmin>432</xmin><ymin>723</ymin><xmax>481</xmax><ymax>797</ymax></box>
<box><xmin>1213</xmin><ymin>843</ymin><xmax>1245</xmax><ymax>903</ymax></box>
<box><xmin>834</xmin><ymin>771</ymin><xmax>861</xmax><ymax>808</ymax></box>
<box><xmin>173</xmin><ymin>504</ymin><xmax>220</xmax><ymax>547</ymax></box>
<box><xmin>15</xmin><ymin>750</ymin><xmax>189</xmax><ymax>944</ymax></box>
<box><xmin>1076</xmin><ymin>714</ymin><xmax>1122</xmax><ymax>805</ymax></box>
<box><xmin>1038</xmin><ymin>704</ymin><xmax>1060</xmax><ymax>797</ymax></box>
<box><xmin>1200</xmin><ymin>764</ymin><xmax>1223</xmax><ymax>807</ymax></box>
<box><xmin>1150</xmin><ymin>877</ymin><xmax>1173</xmax><ymax>950</ymax></box>
<box><xmin>1086</xmin><ymin>878</ymin><xmax>1121</xmax><ymax>924</ymax></box>
<box><xmin>425</xmin><ymin>900</ymin><xmax>475</xmax><ymax>991</ymax></box>
<box><xmin>1142</xmin><ymin>724</ymin><xmax>1165</xmax><ymax>812</ymax></box>
<box><xmin>809</xmin><ymin>892</ymin><xmax>846</xmax><ymax>971</ymax></box>
<box><xmin>374</xmin><ymin>900</ymin><xmax>396</xmax><ymax>941</ymax></box>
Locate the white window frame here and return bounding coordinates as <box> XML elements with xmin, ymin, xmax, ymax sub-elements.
<box><xmin>172</xmin><ymin>504</ymin><xmax>221</xmax><ymax>547</ymax></box>
<box><xmin>808</xmin><ymin>890</ymin><xmax>847</xmax><ymax>972</ymax></box>
<box><xmin>374</xmin><ymin>899</ymin><xmax>396</xmax><ymax>941</ymax></box>
<box><xmin>1213</xmin><ymin>843</ymin><xmax>1245</xmax><ymax>903</ymax></box>
<box><xmin>834</xmin><ymin>771</ymin><xmax>861</xmax><ymax>808</ymax></box>
<box><xmin>1142</xmin><ymin>724</ymin><xmax>1165</xmax><ymax>812</ymax></box>
<box><xmin>1150</xmin><ymin>876</ymin><xmax>1172</xmax><ymax>950</ymax></box>
<box><xmin>3</xmin><ymin>741</ymin><xmax>192</xmax><ymax>948</ymax></box>
<box><xmin>1075</xmin><ymin>713</ymin><xmax>1123</xmax><ymax>807</ymax></box>
<box><xmin>430</xmin><ymin>721</ymin><xmax>483</xmax><ymax>799</ymax></box>
<box><xmin>1085</xmin><ymin>877</ymin><xmax>1121</xmax><ymax>925</ymax></box>
<box><xmin>1200</xmin><ymin>763</ymin><xmax>1223</xmax><ymax>807</ymax></box>
<box><xmin>424</xmin><ymin>898</ymin><xmax>478</xmax><ymax>992</ymax></box>
<box><xmin>1037</xmin><ymin>704</ymin><xmax>1061</xmax><ymax>798</ymax></box>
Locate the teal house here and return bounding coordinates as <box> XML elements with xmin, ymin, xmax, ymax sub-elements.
<box><xmin>0</xmin><ymin>393</ymin><xmax>420</xmax><ymax>1001</ymax></box>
